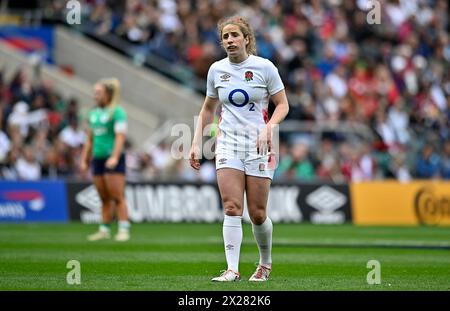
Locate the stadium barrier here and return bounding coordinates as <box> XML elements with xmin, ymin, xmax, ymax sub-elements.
<box><xmin>66</xmin><ymin>181</ymin><xmax>352</xmax><ymax>224</ymax></box>
<box><xmin>2</xmin><ymin>180</ymin><xmax>449</xmax><ymax>226</ymax></box>
<box><xmin>351</xmin><ymin>181</ymin><xmax>450</xmax><ymax>226</ymax></box>
<box><xmin>0</xmin><ymin>180</ymin><xmax>68</xmax><ymax>222</ymax></box>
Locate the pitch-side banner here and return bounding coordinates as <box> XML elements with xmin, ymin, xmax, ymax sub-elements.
<box><xmin>0</xmin><ymin>180</ymin><xmax>68</xmax><ymax>222</ymax></box>
<box><xmin>351</xmin><ymin>181</ymin><xmax>450</xmax><ymax>226</ymax></box>
<box><xmin>66</xmin><ymin>181</ymin><xmax>352</xmax><ymax>224</ymax></box>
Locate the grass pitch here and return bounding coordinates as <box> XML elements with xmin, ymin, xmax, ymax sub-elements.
<box><xmin>0</xmin><ymin>223</ymin><xmax>449</xmax><ymax>291</ymax></box>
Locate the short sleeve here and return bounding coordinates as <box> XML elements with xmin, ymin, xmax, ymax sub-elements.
<box><xmin>87</xmin><ymin>110</ymin><xmax>93</xmax><ymax>128</ymax></box>
<box><xmin>113</xmin><ymin>106</ymin><xmax>127</xmax><ymax>122</ymax></box>
<box><xmin>265</xmin><ymin>61</ymin><xmax>285</xmax><ymax>96</ymax></box>
<box><xmin>86</xmin><ymin>109</ymin><xmax>96</xmax><ymax>131</ymax></box>
<box><xmin>113</xmin><ymin>106</ymin><xmax>127</xmax><ymax>133</ymax></box>
<box><xmin>206</xmin><ymin>63</ymin><xmax>218</xmax><ymax>98</ymax></box>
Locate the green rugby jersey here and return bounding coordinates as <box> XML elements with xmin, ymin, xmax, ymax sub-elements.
<box><xmin>88</xmin><ymin>105</ymin><xmax>127</xmax><ymax>159</ymax></box>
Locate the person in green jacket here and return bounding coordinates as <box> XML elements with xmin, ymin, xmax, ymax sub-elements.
<box><xmin>80</xmin><ymin>78</ymin><xmax>130</xmax><ymax>242</ymax></box>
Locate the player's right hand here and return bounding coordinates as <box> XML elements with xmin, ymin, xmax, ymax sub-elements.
<box><xmin>79</xmin><ymin>160</ymin><xmax>89</xmax><ymax>175</ymax></box>
<box><xmin>189</xmin><ymin>145</ymin><xmax>201</xmax><ymax>170</ymax></box>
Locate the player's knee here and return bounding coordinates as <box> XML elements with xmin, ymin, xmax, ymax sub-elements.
<box><xmin>98</xmin><ymin>193</ymin><xmax>110</xmax><ymax>204</ymax></box>
<box><xmin>249</xmin><ymin>208</ymin><xmax>266</xmax><ymax>225</ymax></box>
<box><xmin>223</xmin><ymin>200</ymin><xmax>242</xmax><ymax>216</ymax></box>
<box><xmin>111</xmin><ymin>195</ymin><xmax>124</xmax><ymax>204</ymax></box>
<box><xmin>107</xmin><ymin>187</ymin><xmax>125</xmax><ymax>203</ymax></box>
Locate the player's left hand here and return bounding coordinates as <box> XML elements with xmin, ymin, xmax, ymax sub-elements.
<box><xmin>257</xmin><ymin>124</ymin><xmax>272</xmax><ymax>156</ymax></box>
<box><xmin>189</xmin><ymin>144</ymin><xmax>201</xmax><ymax>170</ymax></box>
<box><xmin>105</xmin><ymin>156</ymin><xmax>119</xmax><ymax>169</ymax></box>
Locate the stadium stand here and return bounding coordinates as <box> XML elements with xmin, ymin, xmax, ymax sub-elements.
<box><xmin>1</xmin><ymin>0</ymin><xmax>449</xmax><ymax>182</ymax></box>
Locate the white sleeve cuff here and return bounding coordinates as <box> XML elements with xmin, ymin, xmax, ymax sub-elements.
<box><xmin>114</xmin><ymin>121</ymin><xmax>127</xmax><ymax>133</ymax></box>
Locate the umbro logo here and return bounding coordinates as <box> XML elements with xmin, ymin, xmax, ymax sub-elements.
<box><xmin>306</xmin><ymin>186</ymin><xmax>346</xmax><ymax>212</ymax></box>
<box><xmin>76</xmin><ymin>185</ymin><xmax>101</xmax><ymax>213</ymax></box>
<box><xmin>306</xmin><ymin>185</ymin><xmax>347</xmax><ymax>224</ymax></box>
<box><xmin>226</xmin><ymin>244</ymin><xmax>234</xmax><ymax>250</ymax></box>
<box><xmin>220</xmin><ymin>73</ymin><xmax>231</xmax><ymax>82</ymax></box>
<box><xmin>218</xmin><ymin>158</ymin><xmax>227</xmax><ymax>165</ymax></box>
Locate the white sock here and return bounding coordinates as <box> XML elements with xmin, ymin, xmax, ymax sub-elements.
<box><xmin>118</xmin><ymin>221</ymin><xmax>130</xmax><ymax>232</ymax></box>
<box><xmin>223</xmin><ymin>215</ymin><xmax>243</xmax><ymax>273</ymax></box>
<box><xmin>252</xmin><ymin>217</ymin><xmax>273</xmax><ymax>267</ymax></box>
<box><xmin>99</xmin><ymin>224</ymin><xmax>111</xmax><ymax>232</ymax></box>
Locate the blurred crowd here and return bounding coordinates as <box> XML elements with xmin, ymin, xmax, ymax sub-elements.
<box><xmin>2</xmin><ymin>0</ymin><xmax>449</xmax><ymax>181</ymax></box>
<box><xmin>0</xmin><ymin>68</ymin><xmax>87</xmax><ymax>180</ymax></box>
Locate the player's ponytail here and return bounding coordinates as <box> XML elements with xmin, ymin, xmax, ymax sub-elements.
<box><xmin>99</xmin><ymin>77</ymin><xmax>120</xmax><ymax>107</ymax></box>
<box><xmin>217</xmin><ymin>16</ymin><xmax>257</xmax><ymax>55</ymax></box>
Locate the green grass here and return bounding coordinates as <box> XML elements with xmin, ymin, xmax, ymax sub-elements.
<box><xmin>0</xmin><ymin>223</ymin><xmax>449</xmax><ymax>290</ymax></box>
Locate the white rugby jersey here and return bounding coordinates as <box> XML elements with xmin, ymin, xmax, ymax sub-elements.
<box><xmin>206</xmin><ymin>55</ymin><xmax>284</xmax><ymax>155</ymax></box>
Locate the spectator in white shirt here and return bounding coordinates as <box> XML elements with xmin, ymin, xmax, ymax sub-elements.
<box><xmin>390</xmin><ymin>152</ymin><xmax>412</xmax><ymax>182</ymax></box>
<box><xmin>28</xmin><ymin>94</ymin><xmax>49</xmax><ymax>132</ymax></box>
<box><xmin>15</xmin><ymin>146</ymin><xmax>41</xmax><ymax>180</ymax></box>
<box><xmin>375</xmin><ymin>109</ymin><xmax>396</xmax><ymax>149</ymax></box>
<box><xmin>0</xmin><ymin>129</ymin><xmax>11</xmax><ymax>163</ymax></box>
<box><xmin>1</xmin><ymin>146</ymin><xmax>19</xmax><ymax>180</ymax></box>
<box><xmin>7</xmin><ymin>101</ymin><xmax>29</xmax><ymax>146</ymax></box>
<box><xmin>325</xmin><ymin>65</ymin><xmax>348</xmax><ymax>99</ymax></box>
<box><xmin>59</xmin><ymin>117</ymin><xmax>86</xmax><ymax>149</ymax></box>
<box><xmin>388</xmin><ymin>99</ymin><xmax>410</xmax><ymax>145</ymax></box>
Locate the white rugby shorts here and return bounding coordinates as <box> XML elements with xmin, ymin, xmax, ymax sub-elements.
<box><xmin>215</xmin><ymin>152</ymin><xmax>276</xmax><ymax>179</ymax></box>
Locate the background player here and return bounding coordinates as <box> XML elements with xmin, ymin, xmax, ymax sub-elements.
<box><xmin>80</xmin><ymin>78</ymin><xmax>131</xmax><ymax>242</ymax></box>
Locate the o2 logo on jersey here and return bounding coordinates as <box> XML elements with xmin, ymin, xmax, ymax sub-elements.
<box><xmin>228</xmin><ymin>89</ymin><xmax>255</xmax><ymax>111</ymax></box>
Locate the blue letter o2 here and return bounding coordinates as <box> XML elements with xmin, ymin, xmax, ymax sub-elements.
<box><xmin>228</xmin><ymin>89</ymin><xmax>249</xmax><ymax>108</ymax></box>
